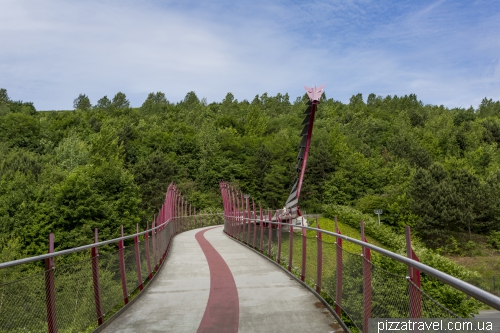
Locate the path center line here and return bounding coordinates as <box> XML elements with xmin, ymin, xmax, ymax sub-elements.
<box><xmin>195</xmin><ymin>227</ymin><xmax>239</xmax><ymax>333</ymax></box>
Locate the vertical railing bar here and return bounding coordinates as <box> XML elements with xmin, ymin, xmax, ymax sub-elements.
<box><xmin>335</xmin><ymin>216</ymin><xmax>343</xmax><ymax>316</ymax></box>
<box><xmin>145</xmin><ymin>221</ymin><xmax>152</xmax><ymax>279</ymax></box>
<box><xmin>316</xmin><ymin>221</ymin><xmax>322</xmax><ymax>294</ymax></box>
<box><xmin>134</xmin><ymin>224</ymin><xmax>143</xmax><ymax>291</ymax></box>
<box><xmin>288</xmin><ymin>224</ymin><xmax>293</xmax><ymax>272</ymax></box>
<box><xmin>268</xmin><ymin>212</ymin><xmax>273</xmax><ymax>258</ymax></box>
<box><xmin>45</xmin><ymin>233</ymin><xmax>57</xmax><ymax>333</ymax></box>
<box><xmin>118</xmin><ymin>225</ymin><xmax>129</xmax><ymax>305</ymax></box>
<box><xmin>91</xmin><ymin>228</ymin><xmax>103</xmax><ymax>326</ymax></box>
<box><xmin>152</xmin><ymin>220</ymin><xmax>158</xmax><ymax>271</ymax></box>
<box><xmin>301</xmin><ymin>227</ymin><xmax>306</xmax><ymax>282</ymax></box>
<box><xmin>361</xmin><ymin>220</ymin><xmax>372</xmax><ymax>333</ymax></box>
<box><xmin>277</xmin><ymin>216</ymin><xmax>282</xmax><ymax>264</ymax></box>
<box><xmin>406</xmin><ymin>226</ymin><xmax>422</xmax><ymax>319</ymax></box>
<box><xmin>253</xmin><ymin>200</ymin><xmax>257</xmax><ymax>248</ymax></box>
<box><xmin>259</xmin><ymin>205</ymin><xmax>264</xmax><ymax>253</ymax></box>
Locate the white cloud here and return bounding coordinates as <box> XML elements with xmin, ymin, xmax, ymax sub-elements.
<box><xmin>0</xmin><ymin>0</ymin><xmax>499</xmax><ymax>109</ymax></box>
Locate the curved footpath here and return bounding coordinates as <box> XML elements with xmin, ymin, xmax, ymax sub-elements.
<box><xmin>100</xmin><ymin>225</ymin><xmax>341</xmax><ymax>333</ymax></box>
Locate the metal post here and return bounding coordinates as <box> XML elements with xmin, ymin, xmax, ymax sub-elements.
<box><xmin>406</xmin><ymin>226</ymin><xmax>422</xmax><ymax>319</ymax></box>
<box><xmin>236</xmin><ymin>191</ymin><xmax>240</xmax><ymax>240</ymax></box>
<box><xmin>288</xmin><ymin>224</ymin><xmax>294</xmax><ymax>272</ymax></box>
<box><xmin>335</xmin><ymin>216</ymin><xmax>343</xmax><ymax>316</ymax></box>
<box><xmin>301</xmin><ymin>227</ymin><xmax>306</xmax><ymax>282</ymax></box>
<box><xmin>145</xmin><ymin>221</ymin><xmax>152</xmax><ymax>279</ymax></box>
<box><xmin>259</xmin><ymin>206</ymin><xmax>264</xmax><ymax>253</ymax></box>
<box><xmin>152</xmin><ymin>220</ymin><xmax>158</xmax><ymax>271</ymax></box>
<box><xmin>246</xmin><ymin>196</ymin><xmax>251</xmax><ymax>245</ymax></box>
<box><xmin>233</xmin><ymin>194</ymin><xmax>237</xmax><ymax>237</ymax></box>
<box><xmin>242</xmin><ymin>196</ymin><xmax>247</xmax><ymax>243</ymax></box>
<box><xmin>277</xmin><ymin>216</ymin><xmax>282</xmax><ymax>264</ymax></box>
<box><xmin>179</xmin><ymin>196</ymin><xmax>185</xmax><ymax>232</ymax></box>
<box><xmin>268</xmin><ymin>215</ymin><xmax>272</xmax><ymax>258</ymax></box>
<box><xmin>45</xmin><ymin>233</ymin><xmax>58</xmax><ymax>333</ymax></box>
<box><xmin>316</xmin><ymin>223</ymin><xmax>323</xmax><ymax>293</ymax></box>
<box><xmin>361</xmin><ymin>220</ymin><xmax>372</xmax><ymax>333</ymax></box>
<box><xmin>134</xmin><ymin>224</ymin><xmax>143</xmax><ymax>291</ymax></box>
<box><xmin>253</xmin><ymin>200</ymin><xmax>257</xmax><ymax>248</ymax></box>
<box><xmin>118</xmin><ymin>226</ymin><xmax>129</xmax><ymax>305</ymax></box>
<box><xmin>91</xmin><ymin>229</ymin><xmax>103</xmax><ymax>326</ymax></box>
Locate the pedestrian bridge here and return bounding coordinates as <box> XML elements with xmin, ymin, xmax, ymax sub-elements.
<box><xmin>99</xmin><ymin>226</ymin><xmax>340</xmax><ymax>333</ymax></box>
<box><xmin>1</xmin><ymin>183</ymin><xmax>500</xmax><ymax>333</ymax></box>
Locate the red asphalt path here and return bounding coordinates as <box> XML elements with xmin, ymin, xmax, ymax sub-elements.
<box><xmin>195</xmin><ymin>228</ymin><xmax>239</xmax><ymax>333</ymax></box>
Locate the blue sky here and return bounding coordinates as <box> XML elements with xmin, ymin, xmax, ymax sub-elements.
<box><xmin>1</xmin><ymin>0</ymin><xmax>499</xmax><ymax>110</ymax></box>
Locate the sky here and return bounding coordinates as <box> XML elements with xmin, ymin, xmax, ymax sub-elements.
<box><xmin>0</xmin><ymin>0</ymin><xmax>499</xmax><ymax>110</ymax></box>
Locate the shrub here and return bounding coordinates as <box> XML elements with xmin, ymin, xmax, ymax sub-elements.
<box><xmin>487</xmin><ymin>231</ymin><xmax>500</xmax><ymax>249</ymax></box>
<box><xmin>322</xmin><ymin>204</ymin><xmax>482</xmax><ymax>317</ymax></box>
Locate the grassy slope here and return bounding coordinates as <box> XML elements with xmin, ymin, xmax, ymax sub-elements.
<box><xmin>316</xmin><ymin>217</ymin><xmax>500</xmax><ymax>297</ymax></box>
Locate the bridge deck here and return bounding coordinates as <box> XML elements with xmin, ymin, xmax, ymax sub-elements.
<box><xmin>100</xmin><ymin>225</ymin><xmax>341</xmax><ymax>333</ymax></box>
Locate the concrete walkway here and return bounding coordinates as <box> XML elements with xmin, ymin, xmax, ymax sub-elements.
<box><xmin>101</xmin><ymin>226</ymin><xmax>340</xmax><ymax>333</ymax></box>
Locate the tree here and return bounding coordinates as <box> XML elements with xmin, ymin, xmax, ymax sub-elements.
<box><xmin>0</xmin><ymin>113</ymin><xmax>40</xmax><ymax>149</ymax></box>
<box><xmin>73</xmin><ymin>94</ymin><xmax>91</xmax><ymax>111</ymax></box>
<box><xmin>477</xmin><ymin>97</ymin><xmax>500</xmax><ymax>118</ymax></box>
<box><xmin>95</xmin><ymin>95</ymin><xmax>111</xmax><ymax>109</ymax></box>
<box><xmin>0</xmin><ymin>88</ymin><xmax>9</xmax><ymax>103</ymax></box>
<box><xmin>54</xmin><ymin>133</ymin><xmax>89</xmax><ymax>171</ymax></box>
<box><xmin>112</xmin><ymin>92</ymin><xmax>130</xmax><ymax>109</ymax></box>
<box><xmin>141</xmin><ymin>92</ymin><xmax>168</xmax><ymax>114</ymax></box>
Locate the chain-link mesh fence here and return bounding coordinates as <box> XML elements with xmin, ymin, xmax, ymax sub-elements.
<box><xmin>0</xmin><ymin>213</ymin><xmax>223</xmax><ymax>333</ymax></box>
<box><xmin>54</xmin><ymin>257</ymin><xmax>97</xmax><ymax>333</ymax></box>
<box><xmin>222</xmin><ymin>217</ymin><xmax>489</xmax><ymax>333</ymax></box>
<box><xmin>0</xmin><ymin>266</ymin><xmax>47</xmax><ymax>333</ymax></box>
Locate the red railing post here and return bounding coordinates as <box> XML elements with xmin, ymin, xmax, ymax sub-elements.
<box><xmin>259</xmin><ymin>206</ymin><xmax>264</xmax><ymax>253</ymax></box>
<box><xmin>301</xmin><ymin>227</ymin><xmax>306</xmax><ymax>282</ymax></box>
<box><xmin>134</xmin><ymin>224</ymin><xmax>143</xmax><ymax>291</ymax></box>
<box><xmin>242</xmin><ymin>196</ymin><xmax>247</xmax><ymax>243</ymax></box>
<box><xmin>240</xmin><ymin>192</ymin><xmax>244</xmax><ymax>239</ymax></box>
<box><xmin>335</xmin><ymin>216</ymin><xmax>343</xmax><ymax>316</ymax></box>
<box><xmin>246</xmin><ymin>197</ymin><xmax>251</xmax><ymax>245</ymax></box>
<box><xmin>145</xmin><ymin>221</ymin><xmax>153</xmax><ymax>279</ymax></box>
<box><xmin>91</xmin><ymin>229</ymin><xmax>103</xmax><ymax>326</ymax></box>
<box><xmin>156</xmin><ymin>220</ymin><xmax>165</xmax><ymax>266</ymax></box>
<box><xmin>406</xmin><ymin>226</ymin><xmax>422</xmax><ymax>319</ymax></box>
<box><xmin>288</xmin><ymin>224</ymin><xmax>294</xmax><ymax>272</ymax></box>
<box><xmin>361</xmin><ymin>220</ymin><xmax>372</xmax><ymax>333</ymax></box>
<box><xmin>252</xmin><ymin>200</ymin><xmax>257</xmax><ymax>248</ymax></box>
<box><xmin>267</xmin><ymin>216</ymin><xmax>272</xmax><ymax>258</ymax></box>
<box><xmin>277</xmin><ymin>216</ymin><xmax>282</xmax><ymax>264</ymax></box>
<box><xmin>235</xmin><ymin>191</ymin><xmax>240</xmax><ymax>240</ymax></box>
<box><xmin>45</xmin><ymin>233</ymin><xmax>57</xmax><ymax>333</ymax></box>
<box><xmin>118</xmin><ymin>226</ymin><xmax>129</xmax><ymax>305</ymax></box>
<box><xmin>316</xmin><ymin>221</ymin><xmax>323</xmax><ymax>294</ymax></box>
<box><xmin>194</xmin><ymin>207</ymin><xmax>197</xmax><ymax>229</ymax></box>
<box><xmin>152</xmin><ymin>220</ymin><xmax>158</xmax><ymax>271</ymax></box>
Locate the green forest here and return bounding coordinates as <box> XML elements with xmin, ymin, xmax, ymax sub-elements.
<box><xmin>1</xmin><ymin>87</ymin><xmax>500</xmax><ymax>260</ymax></box>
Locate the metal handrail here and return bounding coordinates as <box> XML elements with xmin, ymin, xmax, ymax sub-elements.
<box><xmin>0</xmin><ymin>213</ymin><xmax>222</xmax><ymax>270</ymax></box>
<box><xmin>228</xmin><ymin>216</ymin><xmax>500</xmax><ymax>311</ymax></box>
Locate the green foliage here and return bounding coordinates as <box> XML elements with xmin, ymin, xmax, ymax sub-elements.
<box><xmin>2</xmin><ymin>89</ymin><xmax>499</xmax><ymax>329</ymax></box>
<box><xmin>322</xmin><ymin>204</ymin><xmax>482</xmax><ymax>317</ymax></box>
<box><xmin>73</xmin><ymin>93</ymin><xmax>92</xmax><ymax>111</ymax></box>
<box><xmin>0</xmin><ymin>112</ymin><xmax>39</xmax><ymax>149</ymax></box>
<box><xmin>111</xmin><ymin>92</ymin><xmax>130</xmax><ymax>109</ymax></box>
<box><xmin>0</xmin><ymin>88</ymin><xmax>8</xmax><ymax>103</ymax></box>
<box><xmin>96</xmin><ymin>95</ymin><xmax>111</xmax><ymax>109</ymax></box>
<box><xmin>1</xmin><ymin>90</ymin><xmax>500</xmax><ymax>259</ymax></box>
<box><xmin>488</xmin><ymin>231</ymin><xmax>500</xmax><ymax>249</ymax></box>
